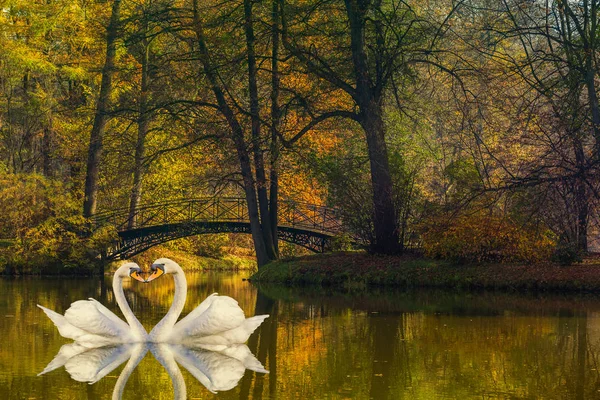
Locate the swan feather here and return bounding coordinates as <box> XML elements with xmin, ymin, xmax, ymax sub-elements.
<box><xmin>184</xmin><ymin>314</ymin><xmax>269</xmax><ymax>347</ymax></box>
<box><xmin>37</xmin><ymin>305</ymin><xmax>119</xmax><ymax>345</ymax></box>
<box><xmin>64</xmin><ymin>300</ymin><xmax>131</xmax><ymax>339</ymax></box>
<box><xmin>172</xmin><ymin>296</ymin><xmax>246</xmax><ymax>339</ymax></box>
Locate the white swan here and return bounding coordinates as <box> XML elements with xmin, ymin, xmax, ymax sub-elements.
<box><xmin>38</xmin><ymin>263</ymin><xmax>149</xmax><ymax>345</ymax></box>
<box><xmin>145</xmin><ymin>258</ymin><xmax>269</xmax><ymax>345</ymax></box>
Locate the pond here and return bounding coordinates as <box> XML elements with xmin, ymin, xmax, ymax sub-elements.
<box><xmin>1</xmin><ymin>271</ymin><xmax>600</xmax><ymax>399</ymax></box>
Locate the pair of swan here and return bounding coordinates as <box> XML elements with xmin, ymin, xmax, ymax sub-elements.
<box><xmin>38</xmin><ymin>258</ymin><xmax>268</xmax><ymax>347</ymax></box>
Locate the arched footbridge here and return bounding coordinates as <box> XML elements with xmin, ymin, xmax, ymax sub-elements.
<box><xmin>93</xmin><ymin>197</ymin><xmax>346</xmax><ymax>260</ymax></box>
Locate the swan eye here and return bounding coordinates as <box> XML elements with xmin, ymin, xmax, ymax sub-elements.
<box><xmin>129</xmin><ymin>269</ymin><xmax>146</xmax><ymax>282</ymax></box>
<box><xmin>151</xmin><ymin>263</ymin><xmax>165</xmax><ymax>272</ymax></box>
<box><xmin>146</xmin><ymin>265</ymin><xmax>165</xmax><ymax>282</ymax></box>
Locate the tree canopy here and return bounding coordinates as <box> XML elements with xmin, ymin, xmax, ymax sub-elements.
<box><xmin>1</xmin><ymin>0</ymin><xmax>599</xmax><ymax>268</ymax></box>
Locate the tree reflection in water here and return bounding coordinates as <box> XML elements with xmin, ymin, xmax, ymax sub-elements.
<box><xmin>238</xmin><ymin>291</ymin><xmax>279</xmax><ymax>400</ymax></box>
<box><xmin>252</xmin><ymin>286</ymin><xmax>600</xmax><ymax>399</ymax></box>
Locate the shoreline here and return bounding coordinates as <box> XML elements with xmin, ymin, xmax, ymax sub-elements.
<box><xmin>249</xmin><ymin>252</ymin><xmax>600</xmax><ymax>293</ymax></box>
<box><xmin>0</xmin><ymin>244</ymin><xmax>257</xmax><ymax>276</ymax></box>
<box><xmin>0</xmin><ymin>267</ymin><xmax>255</xmax><ymax>278</ymax></box>
<box><xmin>253</xmin><ymin>282</ymin><xmax>600</xmax><ymax>315</ymax></box>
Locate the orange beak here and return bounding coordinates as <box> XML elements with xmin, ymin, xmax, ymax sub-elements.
<box><xmin>130</xmin><ymin>270</ymin><xmax>146</xmax><ymax>283</ymax></box>
<box><xmin>145</xmin><ymin>267</ymin><xmax>164</xmax><ymax>282</ymax></box>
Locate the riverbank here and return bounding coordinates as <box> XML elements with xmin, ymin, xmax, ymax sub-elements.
<box><xmin>250</xmin><ymin>252</ymin><xmax>600</xmax><ymax>292</ymax></box>
<box><xmin>0</xmin><ymin>244</ymin><xmax>256</xmax><ymax>275</ymax></box>
<box><xmin>115</xmin><ymin>245</ymin><xmax>256</xmax><ymax>273</ymax></box>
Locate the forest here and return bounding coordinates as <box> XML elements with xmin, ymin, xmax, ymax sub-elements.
<box><xmin>1</xmin><ymin>0</ymin><xmax>599</xmax><ymax>274</ymax></box>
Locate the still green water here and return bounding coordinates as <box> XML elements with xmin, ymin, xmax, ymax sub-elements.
<box><xmin>1</xmin><ymin>271</ymin><xmax>600</xmax><ymax>399</ymax></box>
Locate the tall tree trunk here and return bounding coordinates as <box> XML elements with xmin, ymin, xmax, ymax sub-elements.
<box><xmin>83</xmin><ymin>0</ymin><xmax>122</xmax><ymax>218</ymax></box>
<box><xmin>576</xmin><ymin>181</ymin><xmax>588</xmax><ymax>252</ymax></box>
<box><xmin>269</xmin><ymin>0</ymin><xmax>282</xmax><ymax>255</ymax></box>
<box><xmin>42</xmin><ymin>123</ymin><xmax>53</xmax><ymax>177</ymax></box>
<box><xmin>345</xmin><ymin>0</ymin><xmax>400</xmax><ymax>254</ymax></box>
<box><xmin>574</xmin><ymin>139</ymin><xmax>588</xmax><ymax>252</ymax></box>
<box><xmin>193</xmin><ymin>0</ymin><xmax>271</xmax><ymax>267</ymax></box>
<box><xmin>128</xmin><ymin>33</ymin><xmax>151</xmax><ymax>230</ymax></box>
<box><xmin>269</xmin><ymin>138</ymin><xmax>280</xmax><ymax>256</ymax></box>
<box><xmin>360</xmin><ymin>103</ymin><xmax>400</xmax><ymax>253</ymax></box>
<box><xmin>584</xmin><ymin>68</ymin><xmax>600</xmax><ymax>155</ymax></box>
<box><xmin>244</xmin><ymin>0</ymin><xmax>277</xmax><ymax>260</ymax></box>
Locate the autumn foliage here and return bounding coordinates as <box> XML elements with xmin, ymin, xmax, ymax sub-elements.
<box><xmin>2</xmin><ymin>0</ymin><xmax>600</xmax><ymax>272</ymax></box>
<box><xmin>421</xmin><ymin>215</ymin><xmax>555</xmax><ymax>264</ymax></box>
<box><xmin>0</xmin><ymin>173</ymin><xmax>117</xmax><ymax>273</ymax></box>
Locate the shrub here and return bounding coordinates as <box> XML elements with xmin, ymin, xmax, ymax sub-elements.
<box><xmin>421</xmin><ymin>214</ymin><xmax>555</xmax><ymax>264</ymax></box>
<box><xmin>0</xmin><ymin>173</ymin><xmax>78</xmax><ymax>238</ymax></box>
<box><xmin>306</xmin><ymin>151</ymin><xmax>419</xmax><ymax>252</ymax></box>
<box><xmin>330</xmin><ymin>234</ymin><xmax>355</xmax><ymax>252</ymax></box>
<box><xmin>0</xmin><ymin>173</ymin><xmax>121</xmax><ymax>274</ymax></box>
<box><xmin>3</xmin><ymin>217</ymin><xmax>118</xmax><ymax>274</ymax></box>
<box><xmin>278</xmin><ymin>241</ymin><xmax>310</xmax><ymax>259</ymax></box>
<box><xmin>165</xmin><ymin>234</ymin><xmax>229</xmax><ymax>259</ymax></box>
<box><xmin>551</xmin><ymin>242</ymin><xmax>583</xmax><ymax>266</ymax></box>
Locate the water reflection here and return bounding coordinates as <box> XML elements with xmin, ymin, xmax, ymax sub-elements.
<box><xmin>250</xmin><ymin>285</ymin><xmax>600</xmax><ymax>399</ymax></box>
<box><xmin>3</xmin><ymin>273</ymin><xmax>600</xmax><ymax>399</ymax></box>
<box><xmin>38</xmin><ymin>342</ymin><xmax>145</xmax><ymax>384</ymax></box>
<box><xmin>154</xmin><ymin>343</ymin><xmax>267</xmax><ymax>395</ymax></box>
<box><xmin>39</xmin><ymin>341</ymin><xmax>267</xmax><ymax>399</ymax></box>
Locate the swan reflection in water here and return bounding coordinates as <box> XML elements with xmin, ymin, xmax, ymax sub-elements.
<box><xmin>39</xmin><ymin>341</ymin><xmax>268</xmax><ymax>399</ymax></box>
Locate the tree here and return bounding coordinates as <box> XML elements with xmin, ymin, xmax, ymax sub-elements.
<box><xmin>280</xmin><ymin>0</ymin><xmax>462</xmax><ymax>253</ymax></box>
<box><xmin>0</xmin><ymin>0</ymin><xmax>100</xmax><ymax>180</ymax></box>
<box><xmin>127</xmin><ymin>3</ymin><xmax>154</xmax><ymax>229</ymax></box>
<box><xmin>480</xmin><ymin>0</ymin><xmax>600</xmax><ymax>251</ymax></box>
<box><xmin>188</xmin><ymin>0</ymin><xmax>352</xmax><ymax>265</ymax></box>
<box><xmin>191</xmin><ymin>0</ymin><xmax>273</xmax><ymax>266</ymax></box>
<box><xmin>83</xmin><ymin>0</ymin><xmax>122</xmax><ymax>218</ymax></box>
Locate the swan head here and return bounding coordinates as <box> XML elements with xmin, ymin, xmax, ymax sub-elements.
<box><xmin>116</xmin><ymin>262</ymin><xmax>146</xmax><ymax>283</ymax></box>
<box><xmin>146</xmin><ymin>258</ymin><xmax>180</xmax><ymax>282</ymax></box>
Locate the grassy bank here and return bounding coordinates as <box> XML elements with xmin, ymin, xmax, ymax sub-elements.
<box><xmin>114</xmin><ymin>245</ymin><xmax>256</xmax><ymax>273</ymax></box>
<box><xmin>0</xmin><ymin>243</ymin><xmax>256</xmax><ymax>275</ymax></box>
<box><xmin>250</xmin><ymin>252</ymin><xmax>600</xmax><ymax>292</ymax></box>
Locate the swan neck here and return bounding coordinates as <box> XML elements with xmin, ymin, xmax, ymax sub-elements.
<box><xmin>113</xmin><ymin>276</ymin><xmax>147</xmax><ymax>340</ymax></box>
<box><xmin>151</xmin><ymin>264</ymin><xmax>187</xmax><ymax>341</ymax></box>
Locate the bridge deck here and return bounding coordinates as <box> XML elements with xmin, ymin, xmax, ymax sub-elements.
<box><xmin>93</xmin><ymin>197</ymin><xmax>346</xmax><ymax>259</ymax></box>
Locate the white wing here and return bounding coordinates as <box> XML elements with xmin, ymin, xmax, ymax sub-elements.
<box><xmin>173</xmin><ymin>293</ymin><xmax>218</xmax><ymax>328</ymax></box>
<box><xmin>184</xmin><ymin>315</ymin><xmax>269</xmax><ymax>347</ymax></box>
<box><xmin>87</xmin><ymin>298</ymin><xmax>131</xmax><ymax>330</ymax></box>
<box><xmin>172</xmin><ymin>295</ymin><xmax>245</xmax><ymax>339</ymax></box>
<box><xmin>64</xmin><ymin>299</ymin><xmax>131</xmax><ymax>339</ymax></box>
<box><xmin>37</xmin><ymin>305</ymin><xmax>121</xmax><ymax>346</ymax></box>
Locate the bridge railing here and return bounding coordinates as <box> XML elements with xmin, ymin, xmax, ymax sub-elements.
<box><xmin>93</xmin><ymin>197</ymin><xmax>345</xmax><ymax>236</ymax></box>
